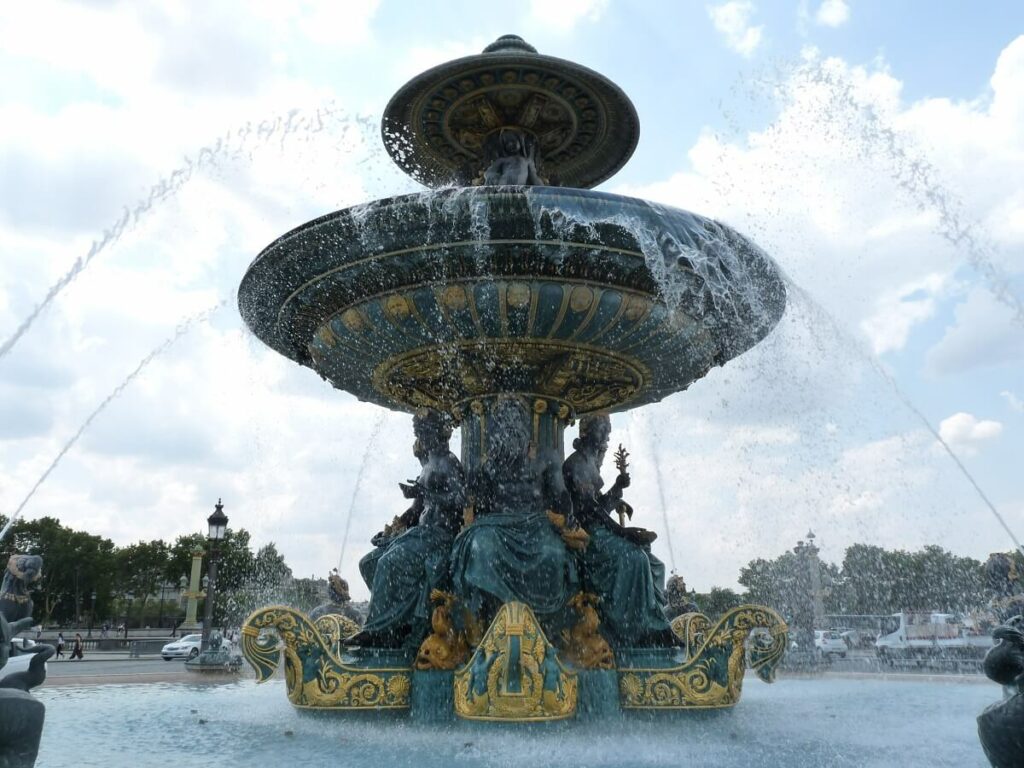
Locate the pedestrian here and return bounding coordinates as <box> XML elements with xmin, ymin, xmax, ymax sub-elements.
<box><xmin>56</xmin><ymin>632</ymin><xmax>65</xmax><ymax>659</ymax></box>
<box><xmin>70</xmin><ymin>633</ymin><xmax>84</xmax><ymax>660</ymax></box>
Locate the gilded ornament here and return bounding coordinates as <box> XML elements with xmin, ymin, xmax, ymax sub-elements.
<box><xmin>241</xmin><ymin>605</ymin><xmax>411</xmax><ymax>710</ymax></box>
<box><xmin>454</xmin><ymin>601</ymin><xmax>577</xmax><ymax>721</ymax></box>
<box><xmin>618</xmin><ymin>605</ymin><xmax>788</xmax><ymax>710</ymax></box>
<box><xmin>533</xmin><ymin>398</ymin><xmax>548</xmax><ymax>414</ymax></box>
<box><xmin>569</xmin><ymin>286</ymin><xmax>595</xmax><ymax>313</ymax></box>
<box><xmin>371</xmin><ymin>340</ymin><xmax>646</xmax><ymax>415</ymax></box>
<box><xmin>506</xmin><ymin>282</ymin><xmax>531</xmax><ymax>308</ymax></box>
<box><xmin>341</xmin><ymin>308</ymin><xmax>365</xmax><ymax>332</ymax></box>
<box><xmin>623</xmin><ymin>294</ymin><xmax>650</xmax><ymax>322</ymax></box>
<box><xmin>441</xmin><ymin>285</ymin><xmax>468</xmax><ymax>311</ymax></box>
<box><xmin>670</xmin><ymin>612</ymin><xmax>711</xmax><ymax>659</ymax></box>
<box><xmin>415</xmin><ymin>590</ymin><xmax>470</xmax><ymax>671</ymax></box>
<box><xmin>316</xmin><ymin>325</ymin><xmax>337</xmax><ymax>348</ymax></box>
<box><xmin>384</xmin><ymin>294</ymin><xmax>411</xmax><ymax>319</ymax></box>
<box><xmin>561</xmin><ymin>593</ymin><xmax>615</xmax><ymax>670</ymax></box>
<box><xmin>313</xmin><ymin>613</ymin><xmax>361</xmax><ymax>650</ymax></box>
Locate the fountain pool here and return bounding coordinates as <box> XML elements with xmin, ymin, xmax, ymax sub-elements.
<box><xmin>36</xmin><ymin>676</ymin><xmax>992</xmax><ymax>767</ymax></box>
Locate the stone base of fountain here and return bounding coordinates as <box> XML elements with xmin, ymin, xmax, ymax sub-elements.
<box><xmin>240</xmin><ymin>602</ymin><xmax>787</xmax><ymax>723</ymax></box>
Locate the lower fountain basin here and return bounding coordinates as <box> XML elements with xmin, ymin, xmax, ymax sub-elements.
<box><xmin>36</xmin><ymin>677</ymin><xmax>991</xmax><ymax>767</ymax></box>
<box><xmin>238</xmin><ymin>187</ymin><xmax>786</xmax><ymax>415</ymax></box>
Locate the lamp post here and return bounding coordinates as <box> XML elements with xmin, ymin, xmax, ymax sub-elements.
<box><xmin>201</xmin><ymin>499</ymin><xmax>228</xmax><ymax>652</ymax></box>
<box><xmin>87</xmin><ymin>590</ymin><xmax>97</xmax><ymax>638</ymax></box>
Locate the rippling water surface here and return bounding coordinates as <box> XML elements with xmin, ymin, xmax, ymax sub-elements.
<box><xmin>34</xmin><ymin>676</ymin><xmax>994</xmax><ymax>768</ymax></box>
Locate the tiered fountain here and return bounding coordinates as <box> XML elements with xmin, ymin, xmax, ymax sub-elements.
<box><xmin>237</xmin><ymin>34</ymin><xmax>789</xmax><ymax>722</ymax></box>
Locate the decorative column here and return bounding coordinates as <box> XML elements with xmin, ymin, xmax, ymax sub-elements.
<box><xmin>457</xmin><ymin>395</ymin><xmax>573</xmax><ymax>477</ymax></box>
<box><xmin>179</xmin><ymin>549</ymin><xmax>205</xmax><ymax>633</ymax></box>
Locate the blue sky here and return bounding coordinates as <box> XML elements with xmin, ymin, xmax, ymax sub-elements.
<box><xmin>0</xmin><ymin>1</ymin><xmax>1021</xmax><ymax>594</ymax></box>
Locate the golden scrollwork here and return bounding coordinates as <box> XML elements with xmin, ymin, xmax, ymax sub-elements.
<box><xmin>241</xmin><ymin>605</ymin><xmax>411</xmax><ymax>710</ymax></box>
<box><xmin>454</xmin><ymin>601</ymin><xmax>578</xmax><ymax>722</ymax></box>
<box><xmin>670</xmin><ymin>612</ymin><xmax>711</xmax><ymax>659</ymax></box>
<box><xmin>313</xmin><ymin>613</ymin><xmax>361</xmax><ymax>651</ymax></box>
<box><xmin>372</xmin><ymin>339</ymin><xmax>646</xmax><ymax>415</ymax></box>
<box><xmin>620</xmin><ymin>605</ymin><xmax>788</xmax><ymax>710</ymax></box>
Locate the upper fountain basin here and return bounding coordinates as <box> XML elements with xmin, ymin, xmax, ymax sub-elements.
<box><xmin>238</xmin><ymin>186</ymin><xmax>786</xmax><ymax>415</ymax></box>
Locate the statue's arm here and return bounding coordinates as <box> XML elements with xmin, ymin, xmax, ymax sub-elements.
<box><xmin>595</xmin><ymin>483</ymin><xmax>622</xmax><ymax>514</ymax></box>
<box><xmin>545</xmin><ymin>457</ymin><xmax>575</xmax><ymax>526</ymax></box>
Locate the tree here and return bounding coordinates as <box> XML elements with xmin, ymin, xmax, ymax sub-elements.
<box><xmin>1</xmin><ymin>516</ymin><xmax>118</xmax><ymax>624</ymax></box>
<box><xmin>166</xmin><ymin>528</ymin><xmax>258</xmax><ymax>628</ymax></box>
<box><xmin>836</xmin><ymin>543</ymin><xmax>985</xmax><ymax>616</ymax></box>
<box><xmin>693</xmin><ymin>587</ymin><xmax>744</xmax><ymax>619</ymax></box>
<box><xmin>115</xmin><ymin>540</ymin><xmax>170</xmax><ymax>626</ymax></box>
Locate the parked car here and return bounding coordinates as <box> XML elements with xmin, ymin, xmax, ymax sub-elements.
<box><xmin>161</xmin><ymin>634</ymin><xmax>202</xmax><ymax>661</ymax></box>
<box><xmin>814</xmin><ymin>630</ymin><xmax>847</xmax><ymax>659</ymax></box>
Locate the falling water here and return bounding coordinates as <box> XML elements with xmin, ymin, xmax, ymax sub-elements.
<box><xmin>784</xmin><ymin>280</ymin><xmax>1024</xmax><ymax>556</ymax></box>
<box><xmin>750</xmin><ymin>59</ymin><xmax>1024</xmax><ymax>326</ymax></box>
<box><xmin>336</xmin><ymin>409</ymin><xmax>387</xmax><ymax>572</ymax></box>
<box><xmin>0</xmin><ymin>301</ymin><xmax>224</xmax><ymax>543</ymax></box>
<box><xmin>0</xmin><ymin>103</ymin><xmax>365</xmax><ymax>362</ymax></box>
<box><xmin>644</xmin><ymin>414</ymin><xmax>678</xmax><ymax>573</ymax></box>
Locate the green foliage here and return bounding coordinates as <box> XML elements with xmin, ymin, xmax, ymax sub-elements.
<box><xmin>737</xmin><ymin>542</ymin><xmax>987</xmax><ymax>627</ymax></box>
<box><xmin>692</xmin><ymin>587</ymin><xmax>744</xmax><ymax>620</ymax></box>
<box><xmin>0</xmin><ymin>514</ymin><xmax>300</xmax><ymax>628</ymax></box>
<box><xmin>0</xmin><ymin>515</ymin><xmax>117</xmax><ymax>624</ymax></box>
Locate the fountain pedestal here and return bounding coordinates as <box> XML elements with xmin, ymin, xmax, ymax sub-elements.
<box><xmin>238</xmin><ymin>34</ymin><xmax>789</xmax><ymax>722</ymax></box>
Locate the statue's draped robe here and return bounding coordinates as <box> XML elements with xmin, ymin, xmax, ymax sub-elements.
<box><xmin>450</xmin><ymin>463</ymin><xmax>578</xmax><ymax>632</ymax></box>
<box><xmin>563</xmin><ymin>451</ymin><xmax>671</xmax><ymax>647</ymax></box>
<box><xmin>356</xmin><ymin>452</ymin><xmax>463</xmax><ymax>648</ymax></box>
<box><xmin>357</xmin><ymin>524</ymin><xmax>454</xmax><ymax>647</ymax></box>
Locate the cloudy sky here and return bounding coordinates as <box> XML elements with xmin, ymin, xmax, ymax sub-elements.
<box><xmin>1</xmin><ymin>0</ymin><xmax>1022</xmax><ymax>597</ymax></box>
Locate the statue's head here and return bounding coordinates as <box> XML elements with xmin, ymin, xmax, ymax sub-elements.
<box><xmin>574</xmin><ymin>414</ymin><xmax>611</xmax><ymax>453</ymax></box>
<box><xmin>328</xmin><ymin>569</ymin><xmax>350</xmax><ymax>603</ymax></box>
<box><xmin>487</xmin><ymin>397</ymin><xmax>532</xmax><ymax>468</ymax></box>
<box><xmin>666</xmin><ymin>575</ymin><xmax>689</xmax><ymax>607</ymax></box>
<box><xmin>413</xmin><ymin>409</ymin><xmax>452</xmax><ymax>452</ymax></box>
<box><xmin>412</xmin><ymin>438</ymin><xmax>428</xmax><ymax>465</ymax></box>
<box><xmin>6</xmin><ymin>554</ymin><xmax>42</xmax><ymax>585</ymax></box>
<box><xmin>499</xmin><ymin>128</ymin><xmax>523</xmax><ymax>156</ymax></box>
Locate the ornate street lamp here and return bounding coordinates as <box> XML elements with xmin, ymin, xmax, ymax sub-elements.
<box><xmin>87</xmin><ymin>590</ymin><xmax>97</xmax><ymax>638</ymax></box>
<box><xmin>201</xmin><ymin>499</ymin><xmax>228</xmax><ymax>652</ymax></box>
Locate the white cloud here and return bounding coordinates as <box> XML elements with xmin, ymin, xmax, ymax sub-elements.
<box><xmin>1</xmin><ymin>8</ymin><xmax>1021</xmax><ymax>598</ymax></box>
<box><xmin>529</xmin><ymin>0</ymin><xmax>608</xmax><ymax>33</ymax></box>
<box><xmin>1002</xmin><ymin>390</ymin><xmax>1024</xmax><ymax>413</ymax></box>
<box><xmin>926</xmin><ymin>287</ymin><xmax>1024</xmax><ymax>374</ymax></box>
<box><xmin>815</xmin><ymin>0</ymin><xmax>850</xmax><ymax>28</ymax></box>
<box><xmin>938</xmin><ymin>412</ymin><xmax>1003</xmax><ymax>455</ymax></box>
<box><xmin>707</xmin><ymin>1</ymin><xmax>764</xmax><ymax>58</ymax></box>
<box><xmin>860</xmin><ymin>273</ymin><xmax>949</xmax><ymax>355</ymax></box>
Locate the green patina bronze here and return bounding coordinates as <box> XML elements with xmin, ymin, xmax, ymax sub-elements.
<box><xmin>238</xmin><ymin>35</ymin><xmax>789</xmax><ymax>719</ymax></box>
